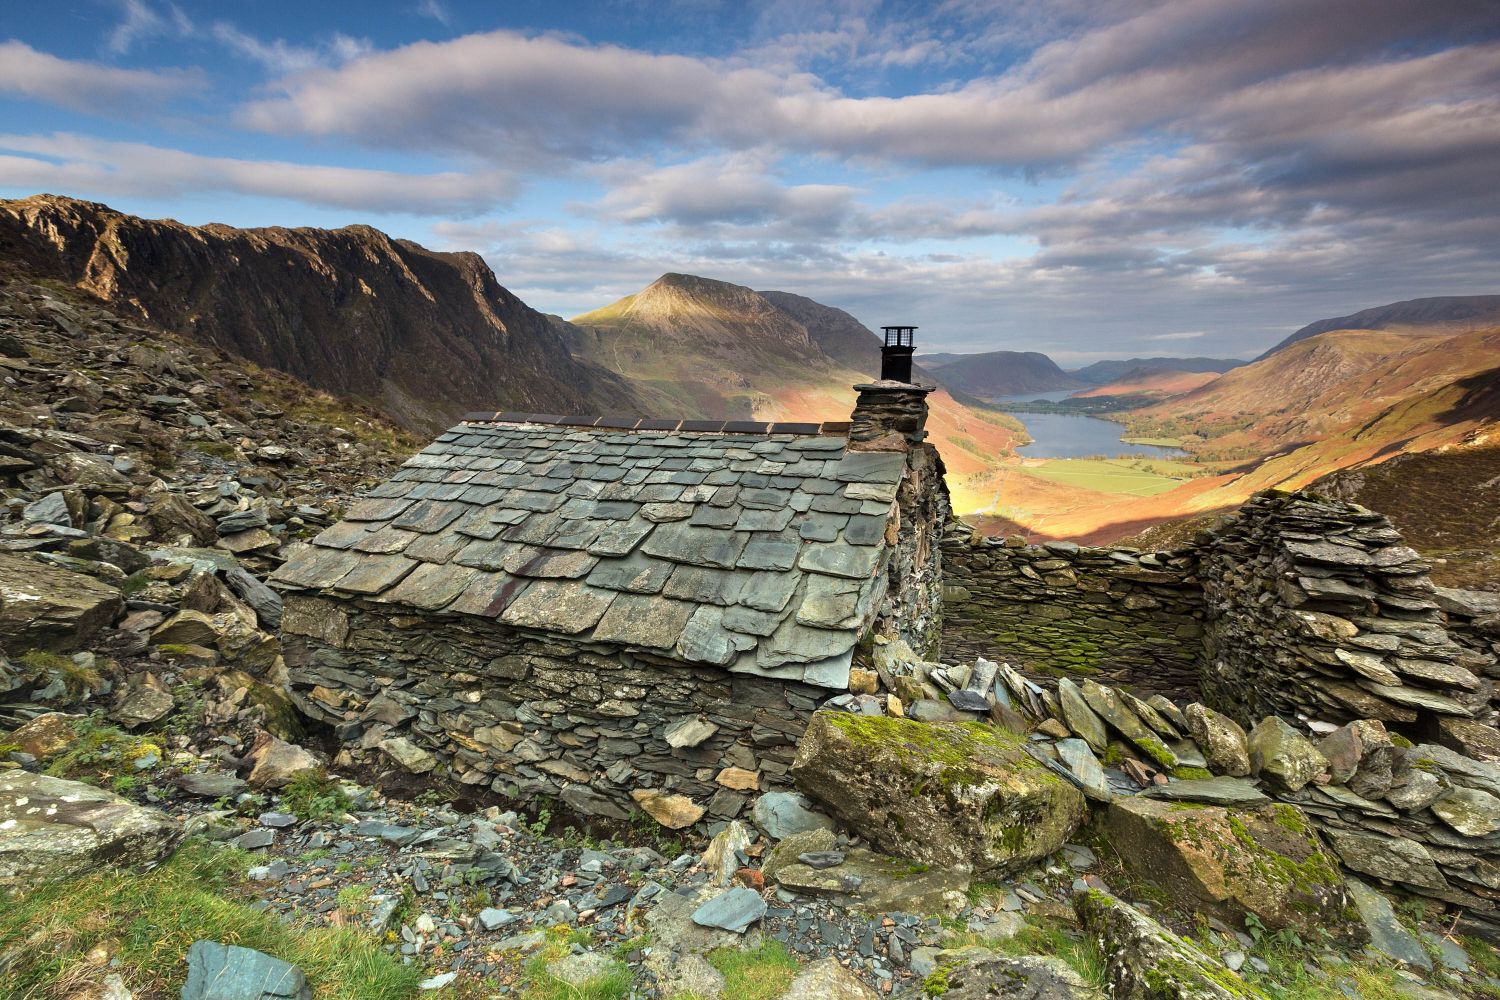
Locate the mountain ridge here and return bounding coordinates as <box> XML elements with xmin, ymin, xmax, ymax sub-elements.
<box><xmin>0</xmin><ymin>194</ymin><xmax>643</xmax><ymax>433</ymax></box>
<box><xmin>1256</xmin><ymin>294</ymin><xmax>1500</xmax><ymax>361</ymax></box>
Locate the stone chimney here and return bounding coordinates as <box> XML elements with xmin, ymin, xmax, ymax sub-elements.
<box><xmin>849</xmin><ymin>380</ymin><xmax>934</xmax><ymax>451</ymax></box>
<box><xmin>850</xmin><ymin>324</ymin><xmax>932</xmax><ymax>452</ymax></box>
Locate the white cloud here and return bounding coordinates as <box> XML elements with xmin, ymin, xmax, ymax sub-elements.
<box><xmin>1146</xmin><ymin>331</ymin><xmax>1206</xmax><ymax>341</ymax></box>
<box><xmin>0</xmin><ymin>133</ymin><xmax>518</xmax><ymax>215</ymax></box>
<box><xmin>0</xmin><ymin>40</ymin><xmax>197</xmax><ymax>114</ymax></box>
<box><xmin>415</xmin><ymin>1</ymin><xmax>452</xmax><ymax>26</ymax></box>
<box><xmin>106</xmin><ymin>0</ymin><xmax>191</xmax><ymax>55</ymax></box>
<box><xmin>212</xmin><ymin>23</ymin><xmax>373</xmax><ymax>75</ymax></box>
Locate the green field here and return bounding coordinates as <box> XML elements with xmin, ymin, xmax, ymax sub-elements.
<box><xmin>1120</xmin><ymin>435</ymin><xmax>1185</xmax><ymax>448</ymax></box>
<box><xmin>1022</xmin><ymin>458</ymin><xmax>1197</xmax><ymax>496</ymax></box>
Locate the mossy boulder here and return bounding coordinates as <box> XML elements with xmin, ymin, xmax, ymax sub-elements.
<box><xmin>1104</xmin><ymin>797</ymin><xmax>1361</xmax><ymax>941</ymax></box>
<box><xmin>1075</xmin><ymin>889</ymin><xmax>1269</xmax><ymax>999</ymax></box>
<box><xmin>790</xmin><ymin>710</ymin><xmax>1087</xmax><ymax>876</ymax></box>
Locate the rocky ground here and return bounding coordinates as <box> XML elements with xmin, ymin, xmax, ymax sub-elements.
<box><xmin>4</xmin><ymin>270</ymin><xmax>1500</xmax><ymax>1000</ymax></box>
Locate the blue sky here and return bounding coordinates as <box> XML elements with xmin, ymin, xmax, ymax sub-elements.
<box><xmin>2</xmin><ymin>1</ymin><xmax>1498</xmax><ymax>361</ymax></box>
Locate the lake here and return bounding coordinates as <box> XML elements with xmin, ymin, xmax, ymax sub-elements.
<box><xmin>989</xmin><ymin>391</ymin><xmax>1188</xmax><ymax>459</ymax></box>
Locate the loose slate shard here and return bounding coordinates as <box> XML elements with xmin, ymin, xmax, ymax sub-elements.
<box><xmin>273</xmin><ymin>418</ymin><xmax>908</xmax><ymax>686</ymax></box>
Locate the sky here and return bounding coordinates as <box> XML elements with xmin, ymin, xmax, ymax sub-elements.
<box><xmin>1</xmin><ymin>1</ymin><xmax>1498</xmax><ymax>362</ymax></box>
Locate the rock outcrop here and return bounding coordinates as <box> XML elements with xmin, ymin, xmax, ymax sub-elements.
<box><xmin>0</xmin><ymin>771</ymin><xmax>181</xmax><ymax>885</ymax></box>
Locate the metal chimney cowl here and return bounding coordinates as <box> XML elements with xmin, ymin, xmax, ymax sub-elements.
<box><xmin>880</xmin><ymin>325</ymin><xmax>916</xmax><ymax>383</ymax></box>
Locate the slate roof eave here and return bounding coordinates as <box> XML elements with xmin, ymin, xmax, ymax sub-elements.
<box><xmin>271</xmin><ymin>417</ymin><xmax>907</xmax><ymax>689</ymax></box>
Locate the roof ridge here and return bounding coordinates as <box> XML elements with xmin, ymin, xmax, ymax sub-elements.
<box><xmin>460</xmin><ymin>412</ymin><xmax>852</xmax><ymax>436</ymax></box>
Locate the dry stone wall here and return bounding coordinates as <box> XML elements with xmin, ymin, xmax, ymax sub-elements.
<box><xmin>1199</xmin><ymin>491</ymin><xmax>1496</xmax><ymax>730</ymax></box>
<box><xmin>874</xmin><ymin>440</ymin><xmax>949</xmax><ymax>660</ymax></box>
<box><xmin>281</xmin><ymin>594</ymin><xmax>819</xmax><ymax>823</ymax></box>
<box><xmin>940</xmin><ymin>529</ymin><xmax>1204</xmax><ymax>699</ymax></box>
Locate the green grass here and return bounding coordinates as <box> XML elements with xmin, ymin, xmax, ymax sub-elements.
<box><xmin>990</xmin><ymin>919</ymin><xmax>1108</xmax><ymax>990</ymax></box>
<box><xmin>41</xmin><ymin>714</ymin><xmax>162</xmax><ymax>784</ymax></box>
<box><xmin>0</xmin><ymin>839</ymin><xmax>425</xmax><ymax>1000</ymax></box>
<box><xmin>519</xmin><ymin>926</ymin><xmax>631</xmax><ymax>1000</ymax></box>
<box><xmin>1121</xmin><ymin>435</ymin><xmax>1186</xmax><ymax>448</ymax></box>
<box><xmin>278</xmin><ymin>769</ymin><xmax>353</xmax><ymax>822</ymax></box>
<box><xmin>705</xmin><ymin>941</ymin><xmax>799</xmax><ymax>1000</ymax></box>
<box><xmin>1021</xmin><ymin>458</ymin><xmax>1199</xmax><ymax>497</ymax></box>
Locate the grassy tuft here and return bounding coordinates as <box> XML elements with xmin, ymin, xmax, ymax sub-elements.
<box><xmin>705</xmin><ymin>941</ymin><xmax>799</xmax><ymax>1000</ymax></box>
<box><xmin>0</xmin><ymin>839</ymin><xmax>424</xmax><ymax>1000</ymax></box>
<box><xmin>279</xmin><ymin>769</ymin><xmax>353</xmax><ymax>822</ymax></box>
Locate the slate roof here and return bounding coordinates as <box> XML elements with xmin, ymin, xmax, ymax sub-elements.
<box><xmin>271</xmin><ymin>418</ymin><xmax>908</xmax><ymax>688</ymax></box>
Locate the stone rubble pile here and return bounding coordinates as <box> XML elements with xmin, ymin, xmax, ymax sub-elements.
<box><xmin>843</xmin><ymin>633</ymin><xmax>1500</xmax><ymax>936</ymax></box>
<box><xmin>0</xmin><ymin>276</ymin><xmax>407</xmax><ymax>736</ymax></box>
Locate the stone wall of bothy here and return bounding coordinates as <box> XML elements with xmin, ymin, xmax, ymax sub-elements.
<box><xmin>942</xmin><ymin>490</ymin><xmax>1497</xmax><ymax>732</ymax></box>
<box><xmin>939</xmin><ymin>531</ymin><xmax>1205</xmax><ymax>699</ymax></box>
<box><xmin>282</xmin><ymin>594</ymin><xmax>818</xmax><ymax>823</ymax></box>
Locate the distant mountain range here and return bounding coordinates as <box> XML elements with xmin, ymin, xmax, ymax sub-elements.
<box><xmin>0</xmin><ymin>195</ymin><xmax>642</xmax><ymax>432</ymax></box>
<box><xmin>915</xmin><ymin>351</ymin><xmax>1085</xmax><ymax>399</ymax></box>
<box><xmin>567</xmin><ymin>273</ymin><xmax>1026</xmax><ymax>477</ymax></box>
<box><xmin>1068</xmin><ymin>357</ymin><xmax>1241</xmax><ymax>385</ymax></box>
<box><xmin>1255</xmin><ymin>294</ymin><xmax>1500</xmax><ymax>361</ymax></box>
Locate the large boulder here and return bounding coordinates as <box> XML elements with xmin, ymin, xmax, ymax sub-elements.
<box><xmin>0</xmin><ymin>552</ymin><xmax>123</xmax><ymax>652</ymax></box>
<box><xmin>182</xmin><ymin>940</ymin><xmax>312</xmax><ymax>1000</ymax></box>
<box><xmin>0</xmin><ymin>771</ymin><xmax>181</xmax><ymax>886</ymax></box>
<box><xmin>791</xmin><ymin>711</ymin><xmax>1087</xmax><ymax>876</ymax></box>
<box><xmin>1075</xmin><ymin>890</ymin><xmax>1270</xmax><ymax>1000</ymax></box>
<box><xmin>1104</xmin><ymin>797</ymin><xmax>1357</xmax><ymax>940</ymax></box>
<box><xmin>917</xmin><ymin>951</ymin><xmax>1105</xmax><ymax>1000</ymax></box>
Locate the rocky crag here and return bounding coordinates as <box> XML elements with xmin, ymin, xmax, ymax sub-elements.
<box><xmin>0</xmin><ymin>195</ymin><xmax>644</xmax><ymax>433</ymax></box>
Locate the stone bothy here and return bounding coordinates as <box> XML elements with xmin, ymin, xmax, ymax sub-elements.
<box><xmin>272</xmin><ymin>388</ymin><xmax>949</xmax><ymax>820</ymax></box>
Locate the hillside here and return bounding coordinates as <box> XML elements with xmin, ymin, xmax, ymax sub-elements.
<box><xmin>1069</xmin><ymin>356</ymin><xmax>1241</xmax><ymax>384</ymax></box>
<box><xmin>1073</xmin><ymin>369</ymin><xmax>1221</xmax><ymax>399</ymax></box>
<box><xmin>1255</xmin><ymin>294</ymin><xmax>1500</xmax><ymax>360</ymax></box>
<box><xmin>0</xmin><ymin>195</ymin><xmax>643</xmax><ymax>433</ymax></box>
<box><xmin>914</xmin><ymin>350</ymin><xmax>1085</xmax><ymax>399</ymax></box>
<box><xmin>568</xmin><ymin>273</ymin><xmax>1025</xmax><ymax>476</ymax></box>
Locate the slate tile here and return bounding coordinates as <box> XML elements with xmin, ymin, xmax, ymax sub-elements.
<box><xmin>736</xmin><ymin>508</ymin><xmax>793</xmax><ymax>532</ymax></box>
<box><xmin>738</xmin><ymin>536</ymin><xmax>800</xmax><ymax>571</ymax></box>
<box><xmin>735</xmin><ymin>570</ymin><xmax>800</xmax><ymax>613</ymax></box>
<box><xmin>392</xmin><ymin>500</ymin><xmax>466</xmax><ymax>534</ymax></box>
<box><xmin>501</xmin><ymin>580</ymin><xmax>615</xmax><ymax>633</ymax></box>
<box><xmin>795</xmin><ymin>574</ymin><xmax>866</xmax><ymax>629</ymax></box>
<box><xmin>635</xmin><ymin>484</ymin><xmax>684</xmax><ymax>503</ymax></box>
<box><xmin>663</xmin><ymin>565</ymin><xmax>744</xmax><ymax>606</ymax></box>
<box><xmin>845</xmin><ymin>482</ymin><xmax>899</xmax><ymax>503</ymax></box>
<box><xmin>446</xmin><ymin>571</ymin><xmax>526</xmax><ymax>617</ymax></box>
<box><xmin>587</xmin><ymin>553</ymin><xmax>674</xmax><ymax>594</ymax></box>
<box><xmin>830</xmin><ymin>451</ymin><xmax>906</xmax><ymax>483</ymax></box>
<box><xmin>592</xmin><ymin>501</ymin><xmax>640</xmax><ymax>520</ymax></box>
<box><xmin>588</xmin><ymin>520</ymin><xmax>654</xmax><ymax>557</ymax></box>
<box><xmin>591</xmin><ymin>592</ymin><xmax>696</xmax><ymax>649</ymax></box>
<box><xmin>310</xmin><ymin>520</ymin><xmax>375</xmax><ymax>550</ymax></box>
<box><xmin>642</xmin><ymin>522</ymin><xmax>749</xmax><ymax>569</ymax></box>
<box><xmin>691</xmin><ymin>505</ymin><xmax>740</xmax><ymax>528</ymax></box>
<box><xmin>502</xmin><ymin>546</ymin><xmax>598</xmax><ymax>579</ymax></box>
<box><xmin>642</xmin><ymin>501</ymin><xmax>694</xmax><ymax>522</ymax></box>
<box><xmin>332</xmin><ymin>555</ymin><xmax>418</xmax><ymax>595</ymax></box>
<box><xmin>797</xmin><ymin>514</ymin><xmax>846</xmax><ymax>542</ymax></box>
<box><xmin>722</xmin><ymin>604</ymin><xmax>785</xmax><ymax>637</ymax></box>
<box><xmin>270</xmin><ymin>547</ymin><xmax>364</xmax><ymax>589</ymax></box>
<box><xmin>675</xmin><ymin>605</ymin><xmax>738</xmax><ymax>666</ymax></box>
<box><xmin>506</xmin><ymin>490</ymin><xmax>566</xmax><ymax>511</ymax></box>
<box><xmin>763</xmin><ymin>618</ymin><xmax>858</xmax><ymax>665</ymax></box>
<box><xmin>381</xmin><ymin>563</ymin><xmax>481</xmax><ymax>611</ymax></box>
<box><xmin>352</xmin><ymin>527</ymin><xmax>417</xmax><ymax>554</ymax></box>
<box><xmin>739</xmin><ymin>488</ymin><xmax>792</xmax><ymax>510</ymax></box>
<box><xmin>402</xmin><ymin>531</ymin><xmax>471</xmax><ymax>564</ymax></box>
<box><xmin>343</xmin><ymin>497</ymin><xmax>414</xmax><ymax>522</ymax></box>
<box><xmin>844</xmin><ymin>513</ymin><xmax>890</xmax><ymax>546</ymax></box>
<box><xmin>450</xmin><ymin>534</ymin><xmax>514</xmax><ymax>568</ymax></box>
<box><xmin>799</xmin><ymin>541</ymin><xmax>882</xmax><ymax>579</ymax></box>
<box><xmin>808</xmin><ymin>495</ymin><xmax>864</xmax><ymax>515</ymax></box>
